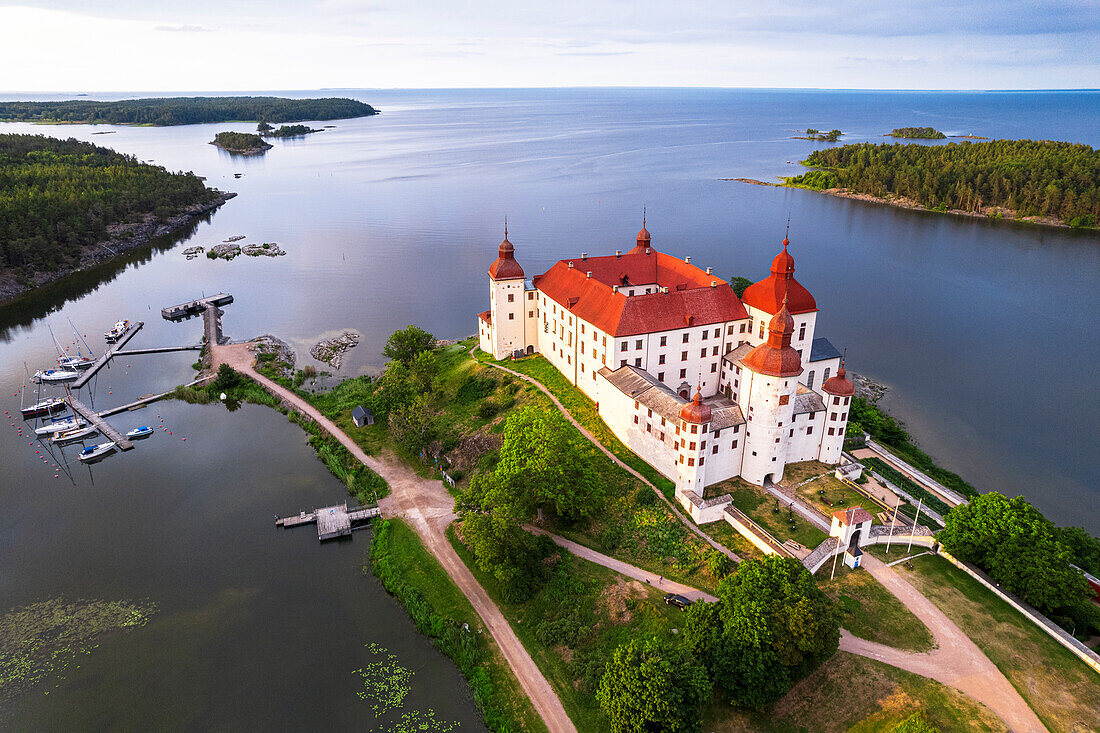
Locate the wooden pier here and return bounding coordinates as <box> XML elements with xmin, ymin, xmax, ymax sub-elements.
<box><xmin>113</xmin><ymin>345</ymin><xmax>202</xmax><ymax>356</ymax></box>
<box><xmin>66</xmin><ymin>397</ymin><xmax>133</xmax><ymax>450</ymax></box>
<box><xmin>97</xmin><ymin>377</ymin><xmax>210</xmax><ymax>418</ymax></box>
<box><xmin>276</xmin><ymin>502</ymin><xmax>381</xmax><ymax>541</ymax></box>
<box><xmin>71</xmin><ymin>321</ymin><xmax>144</xmax><ymax>389</ymax></box>
<box><xmin>161</xmin><ymin>293</ymin><xmax>233</xmax><ymax>320</ymax></box>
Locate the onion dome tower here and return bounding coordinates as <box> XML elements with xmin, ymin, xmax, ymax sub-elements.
<box><xmin>629</xmin><ymin>209</ymin><xmax>652</xmax><ymax>254</ymax></box>
<box><xmin>488</xmin><ymin>222</ymin><xmax>525</xmax><ymax>281</ymax></box>
<box><xmin>679</xmin><ymin>388</ymin><xmax>712</xmax><ymax>424</ymax></box>
<box><xmin>482</xmin><ymin>220</ymin><xmax>528</xmax><ymax>360</ymax></box>
<box><xmin>740</xmin><ymin>237</ymin><xmax>818</xmax><ymax>315</ymax></box>
<box><xmin>822</xmin><ymin>358</ymin><xmax>854</xmax><ymax>397</ymax></box>
<box><xmin>676</xmin><ymin>386</ymin><xmax>710</xmax><ymax>495</ymax></box>
<box><xmin>741</xmin><ymin>288</ymin><xmax>803</xmax><ymax>378</ymax></box>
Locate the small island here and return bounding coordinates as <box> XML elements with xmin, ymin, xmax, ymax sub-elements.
<box><xmin>211</xmin><ymin>132</ymin><xmax>273</xmax><ymax>155</ymax></box>
<box><xmin>260</xmin><ymin>123</ymin><xmax>322</xmax><ymax>138</ymax></box>
<box><xmin>793</xmin><ymin>128</ymin><xmax>843</xmax><ymax>142</ymax></box>
<box><xmin>0</xmin><ymin>134</ymin><xmax>234</xmax><ymax>303</ymax></box>
<box><xmin>0</xmin><ymin>96</ymin><xmax>377</xmax><ymax>126</ymax></box>
<box><xmin>888</xmin><ymin>126</ymin><xmax>946</xmax><ymax>139</ymax></box>
<box><xmin>782</xmin><ymin>138</ymin><xmax>1100</xmax><ymax>230</ymax></box>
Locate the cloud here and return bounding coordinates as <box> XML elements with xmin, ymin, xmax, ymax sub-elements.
<box><xmin>557</xmin><ymin>50</ymin><xmax>634</xmax><ymax>57</ymax></box>
<box><xmin>155</xmin><ymin>23</ymin><xmax>213</xmax><ymax>32</ymax></box>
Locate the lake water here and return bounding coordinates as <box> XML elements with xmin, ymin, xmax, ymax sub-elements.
<box><xmin>1</xmin><ymin>88</ymin><xmax>1097</xmax><ymax>724</ymax></box>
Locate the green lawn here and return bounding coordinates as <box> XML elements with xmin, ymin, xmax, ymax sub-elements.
<box><xmin>797</xmin><ymin>474</ymin><xmax>880</xmax><ymax>521</ymax></box>
<box><xmin>701</xmin><ymin>650</ymin><xmax>1007</xmax><ymax>732</ymax></box>
<box><xmin>710</xmin><ymin>479</ymin><xmax>828</xmax><ymax>550</ymax></box>
<box><xmin>873</xmin><ymin>551</ymin><xmax>1100</xmax><ymax>733</ymax></box>
<box><xmin>817</xmin><ymin>564</ymin><xmax>936</xmax><ymax>653</ymax></box>
<box><xmin>371</xmin><ymin>519</ymin><xmax>547</xmax><ymax>733</ymax></box>
<box><xmin>448</xmin><ymin>524</ymin><xmax>688</xmax><ymax>732</ymax></box>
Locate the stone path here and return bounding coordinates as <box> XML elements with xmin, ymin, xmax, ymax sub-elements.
<box><xmin>474</xmin><ymin>350</ymin><xmax>741</xmax><ymax>561</ymax></box>
<box><xmin>211</xmin><ymin>342</ymin><xmax>577</xmax><ymax>733</ymax></box>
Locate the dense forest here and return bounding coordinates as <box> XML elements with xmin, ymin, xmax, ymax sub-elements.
<box><xmin>0</xmin><ymin>96</ymin><xmax>377</xmax><ymax>126</ymax></box>
<box><xmin>0</xmin><ymin>134</ymin><xmax>222</xmax><ymax>278</ymax></box>
<box><xmin>889</xmin><ymin>127</ymin><xmax>946</xmax><ymax>139</ymax></box>
<box><xmin>211</xmin><ymin>132</ymin><xmax>272</xmax><ymax>153</ymax></box>
<box><xmin>267</xmin><ymin>124</ymin><xmax>320</xmax><ymax>137</ymax></box>
<box><xmin>787</xmin><ymin>139</ymin><xmax>1100</xmax><ymax>228</ymax></box>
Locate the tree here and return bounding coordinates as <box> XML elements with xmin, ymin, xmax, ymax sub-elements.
<box><xmin>729</xmin><ymin>276</ymin><xmax>753</xmax><ymax>298</ymax></box>
<box><xmin>257</xmin><ymin>121</ymin><xmax>273</xmax><ymax>133</ymax></box>
<box><xmin>596</xmin><ymin>637</ymin><xmax>710</xmax><ymax>733</ymax></box>
<box><xmin>683</xmin><ymin>555</ymin><xmax>838</xmax><ymax>708</ymax></box>
<box><xmin>492</xmin><ymin>406</ymin><xmax>603</xmax><ymax>522</ymax></box>
<box><xmin>938</xmin><ymin>492</ymin><xmax>1087</xmax><ymax>613</ymax></box>
<box><xmin>387</xmin><ymin>394</ymin><xmax>435</xmax><ymax>455</ymax></box>
<box><xmin>461</xmin><ymin>512</ymin><xmax>555</xmax><ymax>602</ymax></box>
<box><xmin>409</xmin><ymin>349</ymin><xmax>439</xmax><ymax>393</ymax></box>
<box><xmin>383</xmin><ymin>325</ymin><xmax>436</xmax><ymax>366</ymax></box>
<box><xmin>1054</xmin><ymin>525</ymin><xmax>1100</xmax><ymax>577</ymax></box>
<box><xmin>373</xmin><ymin>359</ymin><xmax>416</xmax><ymax>416</ymax></box>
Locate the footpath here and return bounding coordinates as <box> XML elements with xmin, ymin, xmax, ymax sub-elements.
<box><xmin>211</xmin><ymin>342</ymin><xmax>577</xmax><ymax>733</ymax></box>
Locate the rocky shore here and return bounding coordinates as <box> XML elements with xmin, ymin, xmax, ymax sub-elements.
<box><xmin>0</xmin><ymin>191</ymin><xmax>236</xmax><ymax>304</ymax></box>
<box><xmin>310</xmin><ymin>331</ymin><xmax>360</xmax><ymax>369</ymax></box>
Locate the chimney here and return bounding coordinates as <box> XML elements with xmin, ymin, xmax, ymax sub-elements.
<box><xmin>685</xmin><ymin>256</ymin><xmax>691</xmax><ymax>264</ymax></box>
<box><xmin>711</xmin><ymin>280</ymin><xmax>717</xmax><ymax>288</ymax></box>
<box><xmin>586</xmin><ymin>271</ymin><xmax>592</xmax><ymax>279</ymax></box>
<box><xmin>645</xmin><ymin>248</ymin><xmax>651</xmax><ymax>255</ymax></box>
<box><xmin>568</xmin><ymin>261</ymin><xmax>574</xmax><ymax>269</ymax></box>
<box><xmin>612</xmin><ymin>285</ymin><xmax>619</xmax><ymax>293</ymax></box>
<box><xmin>581</xmin><ymin>252</ymin><xmax>588</xmax><ymax>261</ymax></box>
<box><xmin>706</xmin><ymin>266</ymin><xmax>713</xmax><ymax>275</ymax></box>
<box><xmin>615</xmin><ymin>250</ymin><xmax>622</xmax><ymax>258</ymax></box>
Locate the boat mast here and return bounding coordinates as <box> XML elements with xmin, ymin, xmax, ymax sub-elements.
<box><xmin>68</xmin><ymin>317</ymin><xmax>96</xmax><ymax>359</ymax></box>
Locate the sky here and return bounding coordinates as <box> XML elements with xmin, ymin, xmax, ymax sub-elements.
<box><xmin>1</xmin><ymin>0</ymin><xmax>1097</xmax><ymax>91</ymax></box>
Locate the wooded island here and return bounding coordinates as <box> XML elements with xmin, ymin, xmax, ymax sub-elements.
<box><xmin>888</xmin><ymin>127</ymin><xmax>946</xmax><ymax>139</ymax></box>
<box><xmin>785</xmin><ymin>139</ymin><xmax>1099</xmax><ymax>229</ymax></box>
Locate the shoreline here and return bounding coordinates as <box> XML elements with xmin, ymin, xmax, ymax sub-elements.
<box><xmin>0</xmin><ymin>191</ymin><xmax>236</xmax><ymax>305</ymax></box>
<box><xmin>727</xmin><ymin>179</ymin><xmax>1096</xmax><ymax>233</ymax></box>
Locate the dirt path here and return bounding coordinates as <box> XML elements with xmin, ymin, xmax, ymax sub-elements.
<box><xmin>473</xmin><ymin>351</ymin><xmax>740</xmax><ymax>562</ymax></box>
<box><xmin>211</xmin><ymin>342</ymin><xmax>577</xmax><ymax>733</ymax></box>
<box><xmin>527</xmin><ymin>526</ymin><xmax>717</xmax><ymax>602</ymax></box>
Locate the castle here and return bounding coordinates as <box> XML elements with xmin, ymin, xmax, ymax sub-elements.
<box><xmin>477</xmin><ymin>220</ymin><xmax>854</xmax><ymax>511</ymax></box>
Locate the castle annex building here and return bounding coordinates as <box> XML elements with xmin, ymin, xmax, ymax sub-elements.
<box><xmin>478</xmin><ymin>222</ymin><xmax>854</xmax><ymax>503</ymax></box>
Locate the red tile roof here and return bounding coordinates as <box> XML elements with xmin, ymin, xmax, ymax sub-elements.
<box><xmin>532</xmin><ymin>249</ymin><xmax>748</xmax><ymax>337</ymax></box>
<box><xmin>478</xmin><ymin>310</ymin><xmax>491</xmax><ymax>324</ymax></box>
<box><xmin>488</xmin><ymin>237</ymin><xmax>525</xmax><ymax>280</ymax></box>
<box><xmin>833</xmin><ymin>507</ymin><xmax>874</xmax><ymax>525</ymax></box>
<box><xmin>822</xmin><ymin>361</ymin><xmax>854</xmax><ymax>396</ymax></box>
<box><xmin>741</xmin><ymin>240</ymin><xmax>818</xmax><ymax>315</ymax></box>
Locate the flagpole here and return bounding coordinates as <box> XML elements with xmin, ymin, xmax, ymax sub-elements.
<box><xmin>886</xmin><ymin>496</ymin><xmax>900</xmax><ymax>554</ymax></box>
<box><xmin>908</xmin><ymin>497</ymin><xmax>923</xmax><ymax>554</ymax></box>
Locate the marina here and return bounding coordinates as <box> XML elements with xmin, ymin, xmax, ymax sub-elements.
<box><xmin>67</xmin><ymin>396</ymin><xmax>134</xmax><ymax>450</ymax></box>
<box><xmin>70</xmin><ymin>320</ymin><xmax>144</xmax><ymax>389</ymax></box>
<box><xmin>161</xmin><ymin>293</ymin><xmax>234</xmax><ymax>320</ymax></box>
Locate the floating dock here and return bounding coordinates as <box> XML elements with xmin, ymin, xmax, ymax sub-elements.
<box><xmin>113</xmin><ymin>345</ymin><xmax>202</xmax><ymax>356</ymax></box>
<box><xmin>66</xmin><ymin>396</ymin><xmax>133</xmax><ymax>450</ymax></box>
<box><xmin>71</xmin><ymin>321</ymin><xmax>144</xmax><ymax>389</ymax></box>
<box><xmin>276</xmin><ymin>503</ymin><xmax>381</xmax><ymax>541</ymax></box>
<box><xmin>161</xmin><ymin>294</ymin><xmax>233</xmax><ymax>320</ymax></box>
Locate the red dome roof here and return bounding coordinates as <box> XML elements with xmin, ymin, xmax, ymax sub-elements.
<box><xmin>629</xmin><ymin>216</ymin><xmax>652</xmax><ymax>254</ymax></box>
<box><xmin>679</xmin><ymin>389</ymin><xmax>712</xmax><ymax>424</ymax></box>
<box><xmin>740</xmin><ymin>238</ymin><xmax>817</xmax><ymax>315</ymax></box>
<box><xmin>488</xmin><ymin>231</ymin><xmax>525</xmax><ymax>280</ymax></box>
<box><xmin>822</xmin><ymin>360</ymin><xmax>854</xmax><ymax>396</ymax></box>
<box><xmin>741</xmin><ymin>296</ymin><xmax>803</xmax><ymax>378</ymax></box>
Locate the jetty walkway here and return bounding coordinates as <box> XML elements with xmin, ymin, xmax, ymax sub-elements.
<box><xmin>210</xmin><ymin>341</ymin><xmax>576</xmax><ymax>733</ymax></box>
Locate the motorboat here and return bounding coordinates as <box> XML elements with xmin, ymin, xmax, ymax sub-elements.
<box><xmin>33</xmin><ymin>368</ymin><xmax>80</xmax><ymax>383</ymax></box>
<box><xmin>20</xmin><ymin>396</ymin><xmax>67</xmax><ymax>419</ymax></box>
<box><xmin>34</xmin><ymin>416</ymin><xmax>87</xmax><ymax>436</ymax></box>
<box><xmin>78</xmin><ymin>442</ymin><xmax>117</xmax><ymax>463</ymax></box>
<box><xmin>57</xmin><ymin>354</ymin><xmax>95</xmax><ymax>370</ymax></box>
<box><xmin>104</xmin><ymin>320</ymin><xmax>130</xmax><ymax>342</ymax></box>
<box><xmin>125</xmin><ymin>425</ymin><xmax>154</xmax><ymax>440</ymax></box>
<box><xmin>52</xmin><ymin>425</ymin><xmax>98</xmax><ymax>445</ymax></box>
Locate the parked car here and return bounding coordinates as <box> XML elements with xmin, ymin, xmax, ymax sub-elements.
<box><xmin>663</xmin><ymin>593</ymin><xmax>693</xmax><ymax>610</ymax></box>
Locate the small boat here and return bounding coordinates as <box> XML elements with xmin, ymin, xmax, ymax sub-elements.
<box><xmin>21</xmin><ymin>397</ymin><xmax>67</xmax><ymax>419</ymax></box>
<box><xmin>104</xmin><ymin>320</ymin><xmax>130</xmax><ymax>342</ymax></box>
<box><xmin>125</xmin><ymin>425</ymin><xmax>154</xmax><ymax>440</ymax></box>
<box><xmin>57</xmin><ymin>355</ymin><xmax>95</xmax><ymax>370</ymax></box>
<box><xmin>52</xmin><ymin>425</ymin><xmax>98</xmax><ymax>445</ymax></box>
<box><xmin>78</xmin><ymin>442</ymin><xmax>117</xmax><ymax>463</ymax></box>
<box><xmin>35</xmin><ymin>416</ymin><xmax>87</xmax><ymax>436</ymax></box>
<box><xmin>33</xmin><ymin>368</ymin><xmax>80</xmax><ymax>383</ymax></box>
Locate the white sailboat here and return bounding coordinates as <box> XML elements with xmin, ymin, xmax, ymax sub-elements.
<box><xmin>35</xmin><ymin>416</ymin><xmax>87</xmax><ymax>436</ymax></box>
<box><xmin>52</xmin><ymin>424</ymin><xmax>98</xmax><ymax>445</ymax></box>
<box><xmin>33</xmin><ymin>368</ymin><xmax>80</xmax><ymax>383</ymax></box>
<box><xmin>78</xmin><ymin>441</ymin><xmax>117</xmax><ymax>463</ymax></box>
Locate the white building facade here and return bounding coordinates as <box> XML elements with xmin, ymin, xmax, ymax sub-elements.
<box><xmin>478</xmin><ymin>223</ymin><xmax>854</xmax><ymax>502</ymax></box>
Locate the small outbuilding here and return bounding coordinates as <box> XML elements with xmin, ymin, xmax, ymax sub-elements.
<box><xmin>352</xmin><ymin>405</ymin><xmax>375</xmax><ymax>428</ymax></box>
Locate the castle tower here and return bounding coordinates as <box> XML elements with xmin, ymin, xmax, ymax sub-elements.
<box><xmin>739</xmin><ymin>287</ymin><xmax>803</xmax><ymax>485</ymax></box>
<box><xmin>676</xmin><ymin>387</ymin><xmax>711</xmax><ymax>494</ymax></box>
<box><xmin>480</xmin><ymin>224</ymin><xmax>528</xmax><ymax>360</ymax></box>
<box><xmin>740</xmin><ymin>237</ymin><xmax>819</xmax><ymax>355</ymax></box>
<box><xmin>628</xmin><ymin>210</ymin><xmax>651</xmax><ymax>254</ymax></box>
<box><xmin>819</xmin><ymin>357</ymin><xmax>854</xmax><ymax>464</ymax></box>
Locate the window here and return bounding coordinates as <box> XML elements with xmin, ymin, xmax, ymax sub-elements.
<box><xmin>712</xmin><ymin>346</ymin><xmax>719</xmax><ymax>356</ymax></box>
<box><xmin>789</xmin><ymin>429</ymin><xmax>794</xmax><ymax>437</ymax></box>
<box><xmin>833</xmin><ymin>396</ymin><xmax>840</xmax><ymax>405</ymax></box>
<box><xmin>602</xmin><ymin>336</ymin><xmax>606</xmax><ymax>346</ymax></box>
<box><xmin>700</xmin><ymin>441</ymin><xmax>707</xmax><ymax>450</ymax></box>
<box><xmin>699</xmin><ymin>457</ymin><xmax>705</xmax><ymax>466</ymax></box>
<box><xmin>581</xmin><ymin>364</ymin><xmax>585</xmax><ymax>373</ymax></box>
<box><xmin>646</xmin><ymin>423</ymin><xmax>651</xmax><ymax>433</ymax></box>
<box><xmin>689</xmin><ymin>442</ymin><xmax>696</xmax><ymax>450</ymax></box>
<box><xmin>681</xmin><ymin>351</ymin><xmax>688</xmax><ymax>361</ymax></box>
<box><xmin>634</xmin><ymin>400</ymin><xmax>639</xmax><ymax>409</ymax></box>
<box><xmin>629</xmin><ymin>289</ymin><xmax>635</xmax><ymax>296</ymax></box>
<box><xmin>658</xmin><ymin>354</ymin><xmax>666</xmax><ymax>365</ymax></box>
<box><xmin>567</xmin><ymin>355</ymin><xmax>571</xmax><ymax>364</ymax></box>
<box><xmin>712</xmin><ymin>445</ymin><xmax>719</xmax><ymax>454</ymax></box>
<box><xmin>633</xmin><ymin>415</ymin><xmax>639</xmax><ymax>424</ymax></box>
<box><xmin>660</xmin><ymin>335</ymin><xmax>667</xmax><ymax>346</ymax></box>
<box><xmin>725</xmin><ymin>343</ymin><xmax>733</xmax><ymax>353</ymax></box>
<box><xmin>839</xmin><ymin>428</ymin><xmax>845</xmax><ymax>435</ymax></box>
<box><xmin>679</xmin><ymin>455</ymin><xmax>684</xmax><ymax>464</ymax></box>
<box><xmin>658</xmin><ymin>372</ymin><xmax>665</xmax><ymax>381</ymax></box>
<box><xmin>527</xmin><ymin>292</ymin><xmax>534</xmax><ymax>300</ymax></box>
<box><xmin>702</xmin><ymin>330</ymin><xmax>708</xmax><ymax>341</ymax></box>
<box><xmin>528</xmin><ymin>311</ymin><xmax>533</xmax><ymax>318</ymax></box>
<box><xmin>844</xmin><ymin>397</ymin><xmax>850</xmax><ymax>406</ymax></box>
<box><xmin>634</xmin><ymin>358</ymin><xmax>642</xmax><ymax>367</ymax></box>
<box><xmin>620</xmin><ymin>359</ymin><xmax>627</xmax><ymax>367</ymax></box>
<box><xmin>824</xmin><ymin>368</ymin><xmax>831</xmax><ymax>382</ymax></box>
<box><xmin>828</xmin><ymin>427</ymin><xmax>835</xmax><ymax>436</ymax></box>
<box><xmin>731</xmin><ymin>440</ymin><xmax>738</xmax><ymax>449</ymax></box>
<box><xmin>700</xmin><ymin>349</ymin><xmax>707</xmax><ymax>358</ymax></box>
<box><xmin>659</xmin><ymin>432</ymin><xmax>665</xmax><ymax>441</ymax></box>
<box><xmin>727</xmin><ymin>325</ymin><xmax>734</xmax><ymax>335</ymax></box>
<box><xmin>508</xmin><ymin>313</ymin><xmax>514</xmax><ymax>320</ymax></box>
<box><xmin>841</xmin><ymin>412</ymin><xmax>847</xmax><ymax>421</ymax></box>
<box><xmin>798</xmin><ymin>323</ymin><xmax>806</xmax><ymax>340</ymax></box>
<box><xmin>679</xmin><ymin>368</ymin><xmax>686</xmax><ymax>378</ymax></box>
<box><xmin>580</xmin><ymin>324</ymin><xmax>585</xmax><ymax>333</ymax></box>
<box><xmin>735</xmin><ymin>366</ymin><xmax>741</xmax><ymax>375</ymax></box>
<box><xmin>733</xmin><ymin>424</ymin><xmax>740</xmax><ymax>433</ymax></box>
<box><xmin>740</xmin><ymin>322</ymin><xmax>747</xmax><ymax>333</ymax></box>
<box><xmin>807</xmin><ymin>426</ymin><xmax>813</xmax><ymax>435</ymax></box>
<box><xmin>775</xmin><ymin>437</ymin><xmax>780</xmax><ymax>443</ymax></box>
<box><xmin>690</xmin><ymin>425</ymin><xmax>698</xmax><ymax>434</ymax></box>
<box><xmin>759</xmin><ymin>322</ymin><xmax>765</xmax><ymax>338</ymax></box>
<box><xmin>635</xmin><ymin>339</ymin><xmax>643</xmax><ymax>349</ymax></box>
<box><xmin>507</xmin><ymin>293</ymin><xmax>514</xmax><ymax>303</ymax></box>
<box><xmin>682</xmin><ymin>333</ymin><xmax>690</xmax><ymax>343</ymax></box>
<box><xmin>647</xmin><ymin>408</ymin><xmax>653</xmax><ymax>417</ymax></box>
<box><xmin>710</xmin><ymin>363</ymin><xmax>717</xmax><ymax>372</ymax></box>
<box><xmin>807</xmin><ymin>370</ymin><xmax>815</xmax><ymax>389</ymax></box>
<box><xmin>778</xmin><ymin>394</ymin><xmax>789</xmax><ymax>406</ymax></box>
<box><xmin>808</xmin><ymin>412</ymin><xmax>815</xmax><ymax>420</ymax></box>
<box><xmin>621</xmin><ymin>342</ymin><xmax>628</xmax><ymax>352</ymax></box>
<box><xmin>830</xmin><ymin>412</ymin><xmax>837</xmax><ymax>421</ymax></box>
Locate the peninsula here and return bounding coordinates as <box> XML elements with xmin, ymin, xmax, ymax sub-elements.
<box><xmin>0</xmin><ymin>96</ymin><xmax>377</xmax><ymax>126</ymax></box>
<box><xmin>0</xmin><ymin>134</ymin><xmax>234</xmax><ymax>303</ymax></box>
<box><xmin>783</xmin><ymin>139</ymin><xmax>1100</xmax><ymax>230</ymax></box>
<box><xmin>211</xmin><ymin>131</ymin><xmax>273</xmax><ymax>155</ymax></box>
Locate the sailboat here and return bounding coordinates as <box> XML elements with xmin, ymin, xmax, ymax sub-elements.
<box><xmin>33</xmin><ymin>368</ymin><xmax>80</xmax><ymax>383</ymax></box>
<box><xmin>50</xmin><ymin>323</ymin><xmax>94</xmax><ymax>370</ymax></box>
<box><xmin>78</xmin><ymin>441</ymin><xmax>117</xmax><ymax>463</ymax></box>
<box><xmin>19</xmin><ymin>363</ymin><xmax>67</xmax><ymax>418</ymax></box>
<box><xmin>35</xmin><ymin>415</ymin><xmax>87</xmax><ymax>436</ymax></box>
<box><xmin>52</xmin><ymin>424</ymin><xmax>99</xmax><ymax>445</ymax></box>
